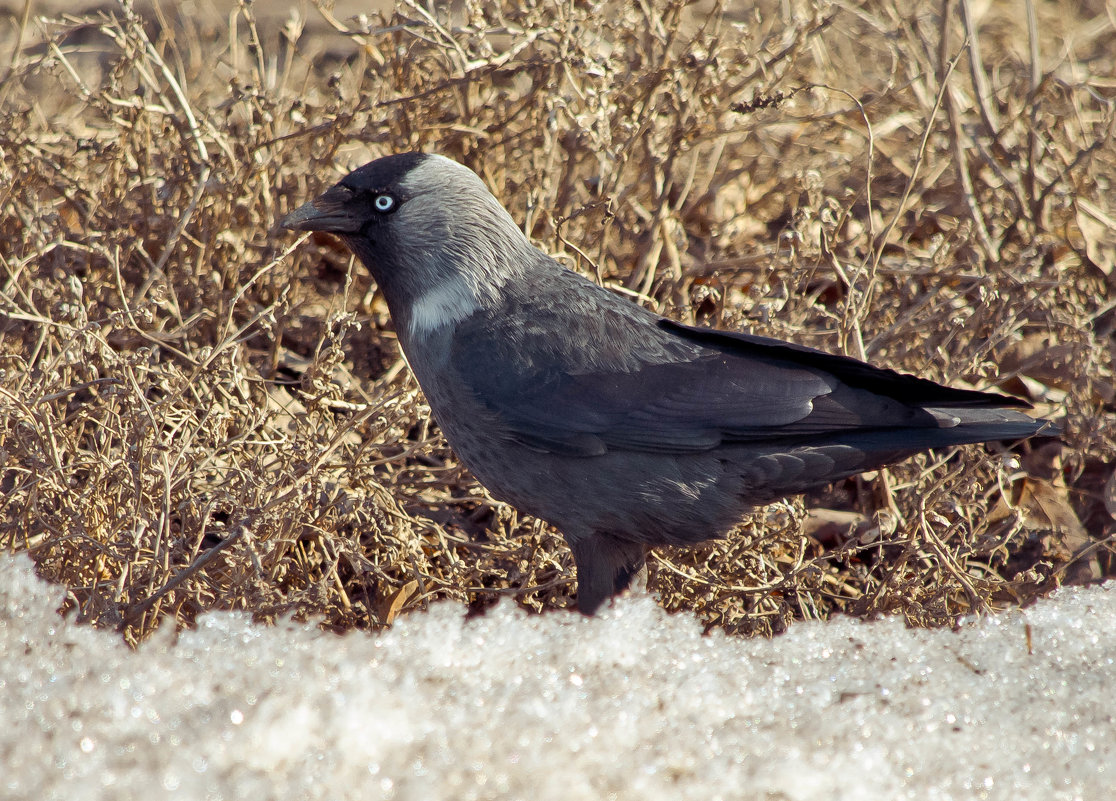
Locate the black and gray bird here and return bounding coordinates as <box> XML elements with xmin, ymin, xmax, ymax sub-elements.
<box><xmin>281</xmin><ymin>153</ymin><xmax>1055</xmax><ymax>614</ymax></box>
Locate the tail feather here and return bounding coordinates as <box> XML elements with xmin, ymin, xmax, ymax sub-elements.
<box><xmin>926</xmin><ymin>406</ymin><xmax>1062</xmax><ymax>445</ymax></box>
<box><xmin>737</xmin><ymin>411</ymin><xmax>1060</xmax><ymax>503</ymax></box>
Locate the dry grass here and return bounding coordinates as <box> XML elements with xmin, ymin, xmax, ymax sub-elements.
<box><xmin>1</xmin><ymin>0</ymin><xmax>1114</xmax><ymax>643</ymax></box>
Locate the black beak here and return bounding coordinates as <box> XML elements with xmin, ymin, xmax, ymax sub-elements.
<box><xmin>279</xmin><ymin>185</ymin><xmax>362</xmax><ymax>234</ymax></box>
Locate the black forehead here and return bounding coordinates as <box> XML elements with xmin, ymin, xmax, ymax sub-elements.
<box><xmin>339</xmin><ymin>152</ymin><xmax>428</xmax><ymax>192</ymax></box>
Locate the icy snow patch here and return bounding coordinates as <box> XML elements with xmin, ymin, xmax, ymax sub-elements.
<box><xmin>1</xmin><ymin>552</ymin><xmax>1112</xmax><ymax>801</ymax></box>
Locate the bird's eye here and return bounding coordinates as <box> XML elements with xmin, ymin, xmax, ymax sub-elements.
<box><xmin>373</xmin><ymin>194</ymin><xmax>396</xmax><ymax>213</ymax></box>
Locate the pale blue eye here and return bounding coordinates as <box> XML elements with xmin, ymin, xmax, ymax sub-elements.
<box><xmin>374</xmin><ymin>194</ymin><xmax>395</xmax><ymax>212</ymax></box>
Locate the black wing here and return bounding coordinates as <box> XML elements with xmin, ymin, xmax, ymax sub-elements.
<box><xmin>448</xmin><ymin>310</ymin><xmax>1029</xmax><ymax>458</ymax></box>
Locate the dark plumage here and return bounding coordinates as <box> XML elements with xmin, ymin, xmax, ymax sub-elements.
<box><xmin>281</xmin><ymin>153</ymin><xmax>1057</xmax><ymax>614</ymax></box>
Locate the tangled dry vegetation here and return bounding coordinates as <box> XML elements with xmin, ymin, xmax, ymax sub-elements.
<box><xmin>1</xmin><ymin>0</ymin><xmax>1114</xmax><ymax>643</ymax></box>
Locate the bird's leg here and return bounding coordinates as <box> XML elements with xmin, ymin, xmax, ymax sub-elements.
<box><xmin>569</xmin><ymin>534</ymin><xmax>649</xmax><ymax>615</ymax></box>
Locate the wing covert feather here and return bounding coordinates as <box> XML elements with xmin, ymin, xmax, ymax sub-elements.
<box><xmin>448</xmin><ymin>311</ymin><xmax>939</xmax><ymax>456</ymax></box>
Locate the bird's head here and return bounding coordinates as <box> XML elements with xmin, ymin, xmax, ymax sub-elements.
<box><xmin>281</xmin><ymin>153</ymin><xmax>538</xmax><ymax>337</ymax></box>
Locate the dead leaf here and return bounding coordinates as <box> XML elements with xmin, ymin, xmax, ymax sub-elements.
<box><xmin>1076</xmin><ymin>198</ymin><xmax>1116</xmax><ymax>276</ymax></box>
<box><xmin>377</xmin><ymin>580</ymin><xmax>419</xmax><ymax>625</ymax></box>
<box><xmin>991</xmin><ymin>477</ymin><xmax>1099</xmax><ymax>582</ymax></box>
<box><xmin>803</xmin><ymin>508</ymin><xmax>867</xmax><ymax>545</ymax></box>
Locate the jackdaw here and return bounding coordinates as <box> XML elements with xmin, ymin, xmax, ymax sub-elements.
<box><xmin>281</xmin><ymin>153</ymin><xmax>1055</xmax><ymax>614</ymax></box>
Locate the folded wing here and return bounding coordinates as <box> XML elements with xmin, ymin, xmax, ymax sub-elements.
<box><xmin>449</xmin><ymin>311</ymin><xmax>1041</xmax><ymax>457</ymax></box>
